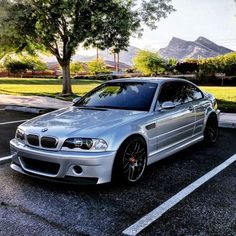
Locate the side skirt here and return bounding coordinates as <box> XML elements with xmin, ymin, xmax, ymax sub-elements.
<box><xmin>147</xmin><ymin>134</ymin><xmax>204</xmax><ymax>165</ymax></box>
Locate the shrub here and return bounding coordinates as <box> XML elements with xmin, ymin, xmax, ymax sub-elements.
<box><xmin>176</xmin><ymin>61</ymin><xmax>199</xmax><ymax>74</ymax></box>
<box><xmin>3</xmin><ymin>54</ymin><xmax>47</xmax><ymax>75</ymax></box>
<box><xmin>87</xmin><ymin>58</ymin><xmax>110</xmax><ymax>75</ymax></box>
<box><xmin>71</xmin><ymin>61</ymin><xmax>86</xmax><ymax>75</ymax></box>
<box><xmin>5</xmin><ymin>60</ymin><xmax>33</xmax><ymax>77</ymax></box>
<box><xmin>165</xmin><ymin>58</ymin><xmax>178</xmax><ymax>74</ymax></box>
<box><xmin>133</xmin><ymin>50</ymin><xmax>166</xmax><ymax>76</ymax></box>
<box><xmin>74</xmin><ymin>74</ymin><xmax>116</xmax><ymax>80</ymax></box>
<box><xmin>22</xmin><ymin>55</ymin><xmax>47</xmax><ymax>71</ymax></box>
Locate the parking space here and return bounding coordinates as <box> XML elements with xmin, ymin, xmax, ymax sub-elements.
<box><xmin>0</xmin><ymin>109</ymin><xmax>235</xmax><ymax>235</ymax></box>
<box><xmin>0</xmin><ymin>109</ymin><xmax>36</xmax><ymax>124</ymax></box>
<box><xmin>0</xmin><ymin>109</ymin><xmax>38</xmax><ymax>158</ymax></box>
<box><xmin>139</xmin><ymin>161</ymin><xmax>236</xmax><ymax>236</ymax></box>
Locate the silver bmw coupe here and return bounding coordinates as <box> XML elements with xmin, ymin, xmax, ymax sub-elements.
<box><xmin>10</xmin><ymin>78</ymin><xmax>220</xmax><ymax>184</ymax></box>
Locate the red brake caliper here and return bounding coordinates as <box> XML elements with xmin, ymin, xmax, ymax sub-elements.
<box><xmin>130</xmin><ymin>153</ymin><xmax>136</xmax><ymax>165</ymax></box>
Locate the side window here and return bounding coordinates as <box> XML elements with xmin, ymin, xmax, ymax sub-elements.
<box><xmin>158</xmin><ymin>82</ymin><xmax>189</xmax><ymax>106</ymax></box>
<box><xmin>185</xmin><ymin>83</ymin><xmax>203</xmax><ymax>101</ymax></box>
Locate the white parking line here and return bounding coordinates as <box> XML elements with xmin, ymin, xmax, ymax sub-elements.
<box><xmin>0</xmin><ymin>155</ymin><xmax>12</xmax><ymax>165</ymax></box>
<box><xmin>123</xmin><ymin>154</ymin><xmax>236</xmax><ymax>236</ymax></box>
<box><xmin>0</xmin><ymin>109</ymin><xmax>5</xmax><ymax>111</ymax></box>
<box><xmin>0</xmin><ymin>120</ymin><xmax>27</xmax><ymax>126</ymax></box>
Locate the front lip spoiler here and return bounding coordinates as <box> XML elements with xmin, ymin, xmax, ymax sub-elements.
<box><xmin>11</xmin><ymin>162</ymin><xmax>99</xmax><ymax>185</ymax></box>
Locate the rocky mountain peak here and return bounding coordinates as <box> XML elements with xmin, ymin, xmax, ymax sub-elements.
<box><xmin>159</xmin><ymin>36</ymin><xmax>233</xmax><ymax>60</ymax></box>
<box><xmin>195</xmin><ymin>36</ymin><xmax>212</xmax><ymax>44</ymax></box>
<box><xmin>167</xmin><ymin>37</ymin><xmax>192</xmax><ymax>48</ymax></box>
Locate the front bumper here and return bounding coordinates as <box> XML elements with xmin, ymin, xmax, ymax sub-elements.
<box><xmin>10</xmin><ymin>139</ymin><xmax>116</xmax><ymax>184</ymax></box>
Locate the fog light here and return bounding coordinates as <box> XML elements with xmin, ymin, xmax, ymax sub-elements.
<box><xmin>73</xmin><ymin>166</ymin><xmax>83</xmax><ymax>174</ymax></box>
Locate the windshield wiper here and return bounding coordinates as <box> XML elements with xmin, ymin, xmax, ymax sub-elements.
<box><xmin>76</xmin><ymin>106</ymin><xmax>108</xmax><ymax>111</ymax></box>
<box><xmin>76</xmin><ymin>105</ymin><xmax>145</xmax><ymax>111</ymax></box>
<box><xmin>92</xmin><ymin>105</ymin><xmax>133</xmax><ymax>110</ymax></box>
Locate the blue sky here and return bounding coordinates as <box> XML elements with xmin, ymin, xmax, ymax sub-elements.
<box><xmin>130</xmin><ymin>0</ymin><xmax>236</xmax><ymax>51</ymax></box>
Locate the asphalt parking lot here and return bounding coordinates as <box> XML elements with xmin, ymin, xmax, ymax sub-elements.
<box><xmin>0</xmin><ymin>109</ymin><xmax>235</xmax><ymax>236</ymax></box>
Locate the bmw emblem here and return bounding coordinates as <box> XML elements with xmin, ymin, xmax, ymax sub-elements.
<box><xmin>41</xmin><ymin>128</ymin><xmax>48</xmax><ymax>132</ymax></box>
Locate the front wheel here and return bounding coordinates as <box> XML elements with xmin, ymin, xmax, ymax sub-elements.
<box><xmin>113</xmin><ymin>136</ymin><xmax>147</xmax><ymax>184</ymax></box>
<box><xmin>204</xmin><ymin>117</ymin><xmax>218</xmax><ymax>144</ymax></box>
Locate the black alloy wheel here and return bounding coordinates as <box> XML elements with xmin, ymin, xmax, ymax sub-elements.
<box><xmin>204</xmin><ymin>117</ymin><xmax>218</xmax><ymax>144</ymax></box>
<box><xmin>113</xmin><ymin>136</ymin><xmax>147</xmax><ymax>183</ymax></box>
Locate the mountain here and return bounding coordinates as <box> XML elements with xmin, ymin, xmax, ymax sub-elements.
<box><xmin>159</xmin><ymin>36</ymin><xmax>233</xmax><ymax>60</ymax></box>
<box><xmin>42</xmin><ymin>45</ymin><xmax>139</xmax><ymax>68</ymax></box>
<box><xmin>47</xmin><ymin>60</ymin><xmax>131</xmax><ymax>71</ymax></box>
<box><xmin>42</xmin><ymin>37</ymin><xmax>232</xmax><ymax>67</ymax></box>
<box><xmin>72</xmin><ymin>46</ymin><xmax>140</xmax><ymax>66</ymax></box>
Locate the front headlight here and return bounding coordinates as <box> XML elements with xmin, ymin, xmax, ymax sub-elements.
<box><xmin>213</xmin><ymin>98</ymin><xmax>218</xmax><ymax>110</ymax></box>
<box><xmin>15</xmin><ymin>129</ymin><xmax>25</xmax><ymax>142</ymax></box>
<box><xmin>62</xmin><ymin>138</ymin><xmax>108</xmax><ymax>152</ymax></box>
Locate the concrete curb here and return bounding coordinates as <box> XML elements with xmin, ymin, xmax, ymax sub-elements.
<box><xmin>219</xmin><ymin>122</ymin><xmax>236</xmax><ymax>129</ymax></box>
<box><xmin>4</xmin><ymin>105</ymin><xmax>55</xmax><ymax>114</ymax></box>
<box><xmin>0</xmin><ymin>156</ymin><xmax>12</xmax><ymax>165</ymax></box>
<box><xmin>219</xmin><ymin>113</ymin><xmax>236</xmax><ymax>129</ymax></box>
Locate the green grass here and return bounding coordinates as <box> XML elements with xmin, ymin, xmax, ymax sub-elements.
<box><xmin>200</xmin><ymin>86</ymin><xmax>236</xmax><ymax>112</ymax></box>
<box><xmin>0</xmin><ymin>78</ymin><xmax>235</xmax><ymax>112</ymax></box>
<box><xmin>0</xmin><ymin>78</ymin><xmax>102</xmax><ymax>97</ymax></box>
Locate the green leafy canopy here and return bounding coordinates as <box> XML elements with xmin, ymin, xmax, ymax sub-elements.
<box><xmin>0</xmin><ymin>0</ymin><xmax>175</xmax><ymax>94</ymax></box>
<box><xmin>133</xmin><ymin>50</ymin><xmax>166</xmax><ymax>75</ymax></box>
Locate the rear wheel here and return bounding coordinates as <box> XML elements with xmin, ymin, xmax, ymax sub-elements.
<box><xmin>113</xmin><ymin>136</ymin><xmax>147</xmax><ymax>184</ymax></box>
<box><xmin>204</xmin><ymin>116</ymin><xmax>218</xmax><ymax>144</ymax></box>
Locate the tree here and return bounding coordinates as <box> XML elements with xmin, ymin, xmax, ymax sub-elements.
<box><xmin>165</xmin><ymin>58</ymin><xmax>178</xmax><ymax>74</ymax></box>
<box><xmin>22</xmin><ymin>55</ymin><xmax>47</xmax><ymax>71</ymax></box>
<box><xmin>0</xmin><ymin>0</ymin><xmax>42</xmax><ymax>59</ymax></box>
<box><xmin>133</xmin><ymin>50</ymin><xmax>166</xmax><ymax>75</ymax></box>
<box><xmin>0</xmin><ymin>60</ymin><xmax>4</xmax><ymax>72</ymax></box>
<box><xmin>198</xmin><ymin>52</ymin><xmax>236</xmax><ymax>76</ymax></box>
<box><xmin>71</xmin><ymin>61</ymin><xmax>84</xmax><ymax>75</ymax></box>
<box><xmin>109</xmin><ymin>47</ymin><xmax>127</xmax><ymax>72</ymax></box>
<box><xmin>0</xmin><ymin>0</ymin><xmax>175</xmax><ymax>95</ymax></box>
<box><xmin>221</xmin><ymin>52</ymin><xmax>236</xmax><ymax>75</ymax></box>
<box><xmin>198</xmin><ymin>58</ymin><xmax>218</xmax><ymax>76</ymax></box>
<box><xmin>176</xmin><ymin>61</ymin><xmax>199</xmax><ymax>74</ymax></box>
<box><xmin>88</xmin><ymin>58</ymin><xmax>109</xmax><ymax>75</ymax></box>
<box><xmin>3</xmin><ymin>54</ymin><xmax>47</xmax><ymax>72</ymax></box>
<box><xmin>5</xmin><ymin>60</ymin><xmax>33</xmax><ymax>78</ymax></box>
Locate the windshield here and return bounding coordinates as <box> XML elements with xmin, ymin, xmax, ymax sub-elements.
<box><xmin>75</xmin><ymin>82</ymin><xmax>158</xmax><ymax>111</ymax></box>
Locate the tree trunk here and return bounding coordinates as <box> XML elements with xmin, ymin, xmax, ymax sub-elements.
<box><xmin>61</xmin><ymin>63</ymin><xmax>73</xmax><ymax>96</ymax></box>
<box><xmin>117</xmin><ymin>53</ymin><xmax>120</xmax><ymax>72</ymax></box>
<box><xmin>114</xmin><ymin>53</ymin><xmax>117</xmax><ymax>71</ymax></box>
<box><xmin>96</xmin><ymin>48</ymin><xmax>99</xmax><ymax>61</ymax></box>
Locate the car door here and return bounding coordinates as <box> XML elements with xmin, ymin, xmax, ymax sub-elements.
<box><xmin>185</xmin><ymin>83</ymin><xmax>206</xmax><ymax>135</ymax></box>
<box><xmin>153</xmin><ymin>81</ymin><xmax>196</xmax><ymax>152</ymax></box>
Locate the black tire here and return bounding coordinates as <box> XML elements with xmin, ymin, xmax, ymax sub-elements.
<box><xmin>204</xmin><ymin>116</ymin><xmax>218</xmax><ymax>145</ymax></box>
<box><xmin>112</xmin><ymin>136</ymin><xmax>147</xmax><ymax>184</ymax></box>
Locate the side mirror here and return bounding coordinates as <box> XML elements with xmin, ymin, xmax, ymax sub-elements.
<box><xmin>72</xmin><ymin>96</ymin><xmax>82</xmax><ymax>104</ymax></box>
<box><xmin>161</xmin><ymin>101</ymin><xmax>176</xmax><ymax>110</ymax></box>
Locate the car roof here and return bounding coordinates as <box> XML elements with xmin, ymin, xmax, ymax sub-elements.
<box><xmin>106</xmin><ymin>77</ymin><xmax>189</xmax><ymax>84</ymax></box>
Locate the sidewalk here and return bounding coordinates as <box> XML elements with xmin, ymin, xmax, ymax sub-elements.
<box><xmin>0</xmin><ymin>94</ymin><xmax>72</xmax><ymax>112</ymax></box>
<box><xmin>0</xmin><ymin>94</ymin><xmax>235</xmax><ymax>128</ymax></box>
<box><xmin>219</xmin><ymin>113</ymin><xmax>236</xmax><ymax>128</ymax></box>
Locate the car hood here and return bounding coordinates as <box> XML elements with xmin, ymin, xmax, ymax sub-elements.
<box><xmin>20</xmin><ymin>106</ymin><xmax>147</xmax><ymax>138</ymax></box>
